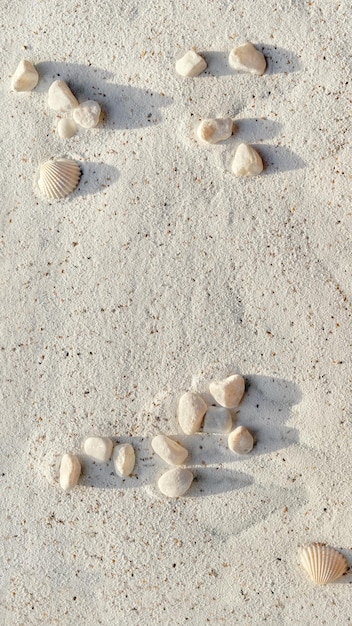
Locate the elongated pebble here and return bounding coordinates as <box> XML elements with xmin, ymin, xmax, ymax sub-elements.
<box><xmin>178</xmin><ymin>391</ymin><xmax>207</xmax><ymax>434</ymax></box>
<box><xmin>152</xmin><ymin>434</ymin><xmax>188</xmax><ymax>466</ymax></box>
<box><xmin>57</xmin><ymin>117</ymin><xmax>77</xmax><ymax>139</ymax></box>
<box><xmin>73</xmin><ymin>100</ymin><xmax>101</xmax><ymax>129</ymax></box>
<box><xmin>202</xmin><ymin>406</ymin><xmax>232</xmax><ymax>433</ymax></box>
<box><xmin>48</xmin><ymin>80</ymin><xmax>78</xmax><ymax>112</ymax></box>
<box><xmin>209</xmin><ymin>374</ymin><xmax>245</xmax><ymax>408</ymax></box>
<box><xmin>228</xmin><ymin>426</ymin><xmax>254</xmax><ymax>454</ymax></box>
<box><xmin>229</xmin><ymin>42</ymin><xmax>266</xmax><ymax>76</ymax></box>
<box><xmin>176</xmin><ymin>50</ymin><xmax>207</xmax><ymax>77</ymax></box>
<box><xmin>158</xmin><ymin>467</ymin><xmax>193</xmax><ymax>497</ymax></box>
<box><xmin>59</xmin><ymin>453</ymin><xmax>81</xmax><ymax>490</ymax></box>
<box><xmin>112</xmin><ymin>443</ymin><xmax>135</xmax><ymax>476</ymax></box>
<box><xmin>197</xmin><ymin>118</ymin><xmax>234</xmax><ymax>144</ymax></box>
<box><xmin>232</xmin><ymin>143</ymin><xmax>263</xmax><ymax>177</ymax></box>
<box><xmin>84</xmin><ymin>436</ymin><xmax>113</xmax><ymax>462</ymax></box>
<box><xmin>11</xmin><ymin>60</ymin><xmax>39</xmax><ymax>91</ymax></box>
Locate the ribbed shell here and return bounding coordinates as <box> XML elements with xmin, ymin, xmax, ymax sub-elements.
<box><xmin>299</xmin><ymin>543</ymin><xmax>348</xmax><ymax>585</ymax></box>
<box><xmin>38</xmin><ymin>158</ymin><xmax>81</xmax><ymax>199</ymax></box>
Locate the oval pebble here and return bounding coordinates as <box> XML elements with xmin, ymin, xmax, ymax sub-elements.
<box><xmin>59</xmin><ymin>453</ymin><xmax>81</xmax><ymax>490</ymax></box>
<box><xmin>229</xmin><ymin>42</ymin><xmax>266</xmax><ymax>76</ymax></box>
<box><xmin>228</xmin><ymin>426</ymin><xmax>254</xmax><ymax>454</ymax></box>
<box><xmin>232</xmin><ymin>143</ymin><xmax>263</xmax><ymax>177</ymax></box>
<box><xmin>11</xmin><ymin>60</ymin><xmax>39</xmax><ymax>91</ymax></box>
<box><xmin>57</xmin><ymin>117</ymin><xmax>77</xmax><ymax>139</ymax></box>
<box><xmin>83</xmin><ymin>436</ymin><xmax>113</xmax><ymax>462</ymax></box>
<box><xmin>112</xmin><ymin>443</ymin><xmax>135</xmax><ymax>476</ymax></box>
<box><xmin>151</xmin><ymin>434</ymin><xmax>188</xmax><ymax>466</ymax></box>
<box><xmin>178</xmin><ymin>391</ymin><xmax>207</xmax><ymax>434</ymax></box>
<box><xmin>48</xmin><ymin>80</ymin><xmax>78</xmax><ymax>112</ymax></box>
<box><xmin>158</xmin><ymin>467</ymin><xmax>194</xmax><ymax>497</ymax></box>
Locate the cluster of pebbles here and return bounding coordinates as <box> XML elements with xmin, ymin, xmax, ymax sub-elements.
<box><xmin>59</xmin><ymin>373</ymin><xmax>254</xmax><ymax>498</ymax></box>
<box><xmin>11</xmin><ymin>59</ymin><xmax>103</xmax><ymax>200</ymax></box>
<box><xmin>59</xmin><ymin>438</ymin><xmax>136</xmax><ymax>490</ymax></box>
<box><xmin>176</xmin><ymin>42</ymin><xmax>267</xmax><ymax>177</ymax></box>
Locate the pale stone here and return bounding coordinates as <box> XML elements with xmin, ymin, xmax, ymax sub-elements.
<box><xmin>57</xmin><ymin>118</ymin><xmax>77</xmax><ymax>139</ymax></box>
<box><xmin>202</xmin><ymin>406</ymin><xmax>232</xmax><ymax>433</ymax></box>
<box><xmin>11</xmin><ymin>60</ymin><xmax>39</xmax><ymax>91</ymax></box>
<box><xmin>175</xmin><ymin>50</ymin><xmax>207</xmax><ymax>77</ymax></box>
<box><xmin>228</xmin><ymin>426</ymin><xmax>254</xmax><ymax>454</ymax></box>
<box><xmin>73</xmin><ymin>100</ymin><xmax>101</xmax><ymax>128</ymax></box>
<box><xmin>112</xmin><ymin>443</ymin><xmax>135</xmax><ymax>476</ymax></box>
<box><xmin>232</xmin><ymin>143</ymin><xmax>263</xmax><ymax>177</ymax></box>
<box><xmin>158</xmin><ymin>467</ymin><xmax>193</xmax><ymax>497</ymax></box>
<box><xmin>178</xmin><ymin>391</ymin><xmax>207</xmax><ymax>434</ymax></box>
<box><xmin>59</xmin><ymin>453</ymin><xmax>81</xmax><ymax>490</ymax></box>
<box><xmin>83</xmin><ymin>436</ymin><xmax>113</xmax><ymax>462</ymax></box>
<box><xmin>151</xmin><ymin>435</ymin><xmax>188</xmax><ymax>466</ymax></box>
<box><xmin>197</xmin><ymin>118</ymin><xmax>234</xmax><ymax>144</ymax></box>
<box><xmin>48</xmin><ymin>80</ymin><xmax>78</xmax><ymax>112</ymax></box>
<box><xmin>209</xmin><ymin>374</ymin><xmax>245</xmax><ymax>408</ymax></box>
<box><xmin>229</xmin><ymin>42</ymin><xmax>266</xmax><ymax>76</ymax></box>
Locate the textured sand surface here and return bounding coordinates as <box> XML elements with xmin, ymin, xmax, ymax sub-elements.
<box><xmin>1</xmin><ymin>1</ymin><xmax>351</xmax><ymax>624</ymax></box>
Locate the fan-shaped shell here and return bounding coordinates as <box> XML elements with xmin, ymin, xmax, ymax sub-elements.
<box><xmin>37</xmin><ymin>158</ymin><xmax>81</xmax><ymax>199</ymax></box>
<box><xmin>299</xmin><ymin>543</ymin><xmax>348</xmax><ymax>585</ymax></box>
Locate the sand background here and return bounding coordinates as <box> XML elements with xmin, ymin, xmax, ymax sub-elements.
<box><xmin>1</xmin><ymin>0</ymin><xmax>351</xmax><ymax>624</ymax></box>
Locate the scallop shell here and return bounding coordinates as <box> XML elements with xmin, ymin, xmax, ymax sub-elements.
<box><xmin>37</xmin><ymin>158</ymin><xmax>81</xmax><ymax>199</ymax></box>
<box><xmin>299</xmin><ymin>543</ymin><xmax>348</xmax><ymax>585</ymax></box>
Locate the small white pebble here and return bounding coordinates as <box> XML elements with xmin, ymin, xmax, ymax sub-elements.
<box><xmin>178</xmin><ymin>391</ymin><xmax>207</xmax><ymax>434</ymax></box>
<box><xmin>73</xmin><ymin>100</ymin><xmax>101</xmax><ymax>128</ymax></box>
<box><xmin>232</xmin><ymin>143</ymin><xmax>263</xmax><ymax>177</ymax></box>
<box><xmin>59</xmin><ymin>453</ymin><xmax>81</xmax><ymax>490</ymax></box>
<box><xmin>48</xmin><ymin>80</ymin><xmax>78</xmax><ymax>112</ymax></box>
<box><xmin>83</xmin><ymin>436</ymin><xmax>113</xmax><ymax>462</ymax></box>
<box><xmin>57</xmin><ymin>117</ymin><xmax>77</xmax><ymax>139</ymax></box>
<box><xmin>158</xmin><ymin>467</ymin><xmax>194</xmax><ymax>497</ymax></box>
<box><xmin>112</xmin><ymin>443</ymin><xmax>135</xmax><ymax>476</ymax></box>
<box><xmin>197</xmin><ymin>118</ymin><xmax>234</xmax><ymax>144</ymax></box>
<box><xmin>229</xmin><ymin>42</ymin><xmax>266</xmax><ymax>76</ymax></box>
<box><xmin>228</xmin><ymin>426</ymin><xmax>254</xmax><ymax>454</ymax></box>
<box><xmin>202</xmin><ymin>406</ymin><xmax>232</xmax><ymax>433</ymax></box>
<box><xmin>209</xmin><ymin>374</ymin><xmax>245</xmax><ymax>408</ymax></box>
<box><xmin>151</xmin><ymin>434</ymin><xmax>188</xmax><ymax>466</ymax></box>
<box><xmin>175</xmin><ymin>50</ymin><xmax>207</xmax><ymax>77</ymax></box>
<box><xmin>11</xmin><ymin>60</ymin><xmax>39</xmax><ymax>91</ymax></box>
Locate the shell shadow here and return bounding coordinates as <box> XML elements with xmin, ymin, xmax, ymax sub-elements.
<box><xmin>232</xmin><ymin>374</ymin><xmax>302</xmax><ymax>457</ymax></box>
<box><xmin>35</xmin><ymin>61</ymin><xmax>173</xmax><ymax>130</ymax></box>
<box><xmin>73</xmin><ymin>161</ymin><xmax>119</xmax><ymax>198</ymax></box>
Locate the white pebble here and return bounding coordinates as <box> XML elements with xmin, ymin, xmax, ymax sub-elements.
<box><xmin>59</xmin><ymin>453</ymin><xmax>81</xmax><ymax>490</ymax></box>
<box><xmin>57</xmin><ymin>118</ymin><xmax>77</xmax><ymax>139</ymax></box>
<box><xmin>228</xmin><ymin>426</ymin><xmax>254</xmax><ymax>454</ymax></box>
<box><xmin>73</xmin><ymin>100</ymin><xmax>101</xmax><ymax>129</ymax></box>
<box><xmin>232</xmin><ymin>143</ymin><xmax>263</xmax><ymax>177</ymax></box>
<box><xmin>112</xmin><ymin>443</ymin><xmax>135</xmax><ymax>476</ymax></box>
<box><xmin>158</xmin><ymin>467</ymin><xmax>194</xmax><ymax>497</ymax></box>
<box><xmin>83</xmin><ymin>436</ymin><xmax>113</xmax><ymax>462</ymax></box>
<box><xmin>151</xmin><ymin>435</ymin><xmax>188</xmax><ymax>466</ymax></box>
<box><xmin>175</xmin><ymin>50</ymin><xmax>207</xmax><ymax>77</ymax></box>
<box><xmin>197</xmin><ymin>118</ymin><xmax>234</xmax><ymax>144</ymax></box>
<box><xmin>178</xmin><ymin>391</ymin><xmax>207</xmax><ymax>434</ymax></box>
<box><xmin>229</xmin><ymin>42</ymin><xmax>266</xmax><ymax>76</ymax></box>
<box><xmin>11</xmin><ymin>60</ymin><xmax>39</xmax><ymax>91</ymax></box>
<box><xmin>48</xmin><ymin>80</ymin><xmax>78</xmax><ymax>112</ymax></box>
<box><xmin>202</xmin><ymin>406</ymin><xmax>232</xmax><ymax>433</ymax></box>
<box><xmin>209</xmin><ymin>374</ymin><xmax>245</xmax><ymax>408</ymax></box>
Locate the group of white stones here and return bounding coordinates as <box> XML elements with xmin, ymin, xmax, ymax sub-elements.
<box><xmin>176</xmin><ymin>42</ymin><xmax>267</xmax><ymax>177</ymax></box>
<box><xmin>11</xmin><ymin>59</ymin><xmax>101</xmax><ymax>138</ymax></box>
<box><xmin>59</xmin><ymin>373</ymin><xmax>255</xmax><ymax>498</ymax></box>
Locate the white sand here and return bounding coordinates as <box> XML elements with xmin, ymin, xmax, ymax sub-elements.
<box><xmin>1</xmin><ymin>1</ymin><xmax>351</xmax><ymax>624</ymax></box>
